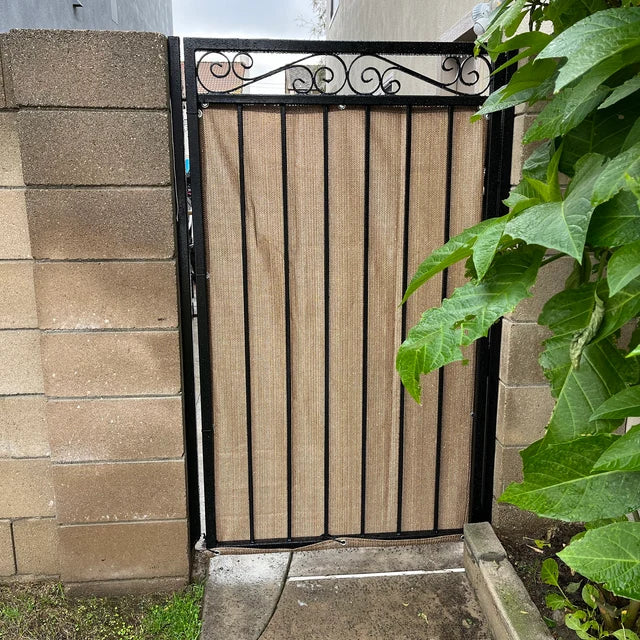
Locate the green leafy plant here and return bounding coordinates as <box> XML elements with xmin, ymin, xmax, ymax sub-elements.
<box><xmin>396</xmin><ymin>0</ymin><xmax>640</xmax><ymax>633</ymax></box>
<box><xmin>541</xmin><ymin>558</ymin><xmax>640</xmax><ymax>639</ymax></box>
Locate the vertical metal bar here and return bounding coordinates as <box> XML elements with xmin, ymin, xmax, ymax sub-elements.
<box><xmin>323</xmin><ymin>105</ymin><xmax>331</xmax><ymax>537</ymax></box>
<box><xmin>183</xmin><ymin>39</ymin><xmax>217</xmax><ymax>546</ymax></box>
<box><xmin>281</xmin><ymin>105</ymin><xmax>293</xmax><ymax>542</ymax></box>
<box><xmin>168</xmin><ymin>37</ymin><xmax>201</xmax><ymax>547</ymax></box>
<box><xmin>360</xmin><ymin>106</ymin><xmax>371</xmax><ymax>535</ymax></box>
<box><xmin>433</xmin><ymin>105</ymin><xmax>455</xmax><ymax>531</ymax></box>
<box><xmin>469</xmin><ymin>54</ymin><xmax>516</xmax><ymax>523</ymax></box>
<box><xmin>396</xmin><ymin>105</ymin><xmax>412</xmax><ymax>534</ymax></box>
<box><xmin>237</xmin><ymin>104</ymin><xmax>256</xmax><ymax>543</ymax></box>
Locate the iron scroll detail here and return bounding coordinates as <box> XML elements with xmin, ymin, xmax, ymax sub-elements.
<box><xmin>195</xmin><ymin>50</ymin><xmax>492</xmax><ymax>97</ymax></box>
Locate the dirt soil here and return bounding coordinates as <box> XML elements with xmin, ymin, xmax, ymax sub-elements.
<box><xmin>494</xmin><ymin>519</ymin><xmax>585</xmax><ymax>640</ymax></box>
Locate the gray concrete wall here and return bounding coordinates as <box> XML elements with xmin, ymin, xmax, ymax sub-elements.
<box><xmin>0</xmin><ymin>0</ymin><xmax>172</xmax><ymax>35</ymax></box>
<box><xmin>327</xmin><ymin>0</ymin><xmax>474</xmax><ymax>41</ymax></box>
<box><xmin>0</xmin><ymin>29</ymin><xmax>188</xmax><ymax>594</ymax></box>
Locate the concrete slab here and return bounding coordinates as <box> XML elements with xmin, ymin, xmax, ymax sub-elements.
<box><xmin>464</xmin><ymin>522</ymin><xmax>552</xmax><ymax>640</ymax></box>
<box><xmin>261</xmin><ymin>572</ymin><xmax>490</xmax><ymax>639</ymax></box>
<box><xmin>201</xmin><ymin>552</ymin><xmax>291</xmax><ymax>640</ymax></box>
<box><xmin>288</xmin><ymin>540</ymin><xmax>464</xmax><ymax>577</ymax></box>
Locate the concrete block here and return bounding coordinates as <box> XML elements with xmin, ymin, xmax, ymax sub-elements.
<box><xmin>17</xmin><ymin>110</ymin><xmax>170</xmax><ymax>186</ymax></box>
<box><xmin>496</xmin><ymin>383</ymin><xmax>553</xmax><ymax>447</ymax></box>
<box><xmin>493</xmin><ymin>443</ymin><xmax>524</xmax><ymax>498</ymax></box>
<box><xmin>0</xmin><ymin>41</ymin><xmax>5</xmax><ymax>109</ymax></box>
<box><xmin>35</xmin><ymin>261</ymin><xmax>178</xmax><ymax>330</ymax></box>
<box><xmin>65</xmin><ymin>576</ymin><xmax>187</xmax><ymax>597</ymax></box>
<box><xmin>13</xmin><ymin>517</ymin><xmax>59</xmax><ymax>575</ymax></box>
<box><xmin>0</xmin><ymin>458</ymin><xmax>54</xmax><ymax>517</ymax></box>
<box><xmin>499</xmin><ymin>320</ymin><xmax>549</xmax><ymax>385</ymax></box>
<box><xmin>6</xmin><ymin>30</ymin><xmax>168</xmax><ymax>109</ymax></box>
<box><xmin>511</xmin><ymin>114</ymin><xmax>539</xmax><ymax>185</ymax></box>
<box><xmin>0</xmin><ymin>34</ymin><xmax>14</xmax><ymax>108</ymax></box>
<box><xmin>47</xmin><ymin>396</ymin><xmax>183</xmax><ymax>462</ymax></box>
<box><xmin>26</xmin><ymin>187</ymin><xmax>174</xmax><ymax>259</ymax></box>
<box><xmin>0</xmin><ymin>261</ymin><xmax>37</xmax><ymax>328</ymax></box>
<box><xmin>464</xmin><ymin>522</ymin><xmax>552</xmax><ymax>640</ymax></box>
<box><xmin>53</xmin><ymin>460</ymin><xmax>186</xmax><ymax>524</ymax></box>
<box><xmin>0</xmin><ymin>112</ymin><xmax>23</xmax><ymax>186</ymax></box>
<box><xmin>0</xmin><ymin>395</ymin><xmax>48</xmax><ymax>458</ymax></box>
<box><xmin>0</xmin><ymin>329</ymin><xmax>43</xmax><ymax>394</ymax></box>
<box><xmin>0</xmin><ymin>520</ymin><xmax>15</xmax><ymax>576</ymax></box>
<box><xmin>58</xmin><ymin>520</ymin><xmax>189</xmax><ymax>582</ymax></box>
<box><xmin>507</xmin><ymin>257</ymin><xmax>573</xmax><ymax>322</ymax></box>
<box><xmin>0</xmin><ymin>189</ymin><xmax>31</xmax><ymax>259</ymax></box>
<box><xmin>41</xmin><ymin>331</ymin><xmax>180</xmax><ymax>397</ymax></box>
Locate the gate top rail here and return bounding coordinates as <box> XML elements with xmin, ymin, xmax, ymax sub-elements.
<box><xmin>182</xmin><ymin>38</ymin><xmax>493</xmax><ymax>107</ymax></box>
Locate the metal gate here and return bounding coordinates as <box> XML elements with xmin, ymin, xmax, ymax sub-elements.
<box><xmin>169</xmin><ymin>37</ymin><xmax>514</xmax><ymax>549</ymax></box>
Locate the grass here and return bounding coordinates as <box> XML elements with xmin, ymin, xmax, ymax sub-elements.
<box><xmin>0</xmin><ymin>581</ymin><xmax>204</xmax><ymax>640</ymax></box>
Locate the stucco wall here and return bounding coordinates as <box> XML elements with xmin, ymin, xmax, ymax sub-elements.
<box><xmin>327</xmin><ymin>0</ymin><xmax>473</xmax><ymax>41</ymax></box>
<box><xmin>0</xmin><ymin>0</ymin><xmax>172</xmax><ymax>35</ymax></box>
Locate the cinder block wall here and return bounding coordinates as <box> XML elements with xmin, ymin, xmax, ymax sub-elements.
<box><xmin>0</xmin><ymin>38</ymin><xmax>55</xmax><ymax>579</ymax></box>
<box><xmin>492</xmin><ymin>104</ymin><xmax>571</xmax><ymax>525</ymax></box>
<box><xmin>0</xmin><ymin>30</ymin><xmax>189</xmax><ymax>593</ymax></box>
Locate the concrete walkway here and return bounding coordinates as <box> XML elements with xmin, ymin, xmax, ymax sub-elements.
<box><xmin>201</xmin><ymin>540</ymin><xmax>491</xmax><ymax>640</ymax></box>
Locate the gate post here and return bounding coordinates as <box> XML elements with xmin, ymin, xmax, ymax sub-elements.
<box><xmin>0</xmin><ymin>30</ymin><xmax>190</xmax><ymax>594</ymax></box>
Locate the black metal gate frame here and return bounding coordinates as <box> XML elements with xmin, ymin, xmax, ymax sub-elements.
<box><xmin>168</xmin><ymin>37</ymin><xmax>515</xmax><ymax>549</ymax></box>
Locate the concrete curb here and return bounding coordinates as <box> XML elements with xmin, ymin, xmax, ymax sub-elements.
<box><xmin>464</xmin><ymin>522</ymin><xmax>553</xmax><ymax>640</ymax></box>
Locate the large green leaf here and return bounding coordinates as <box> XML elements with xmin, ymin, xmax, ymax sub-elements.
<box><xmin>536</xmin><ymin>8</ymin><xmax>640</xmax><ymax>91</ymax></box>
<box><xmin>596</xmin><ymin>277</ymin><xmax>640</xmax><ymax>342</ymax></box>
<box><xmin>587</xmin><ymin>190</ymin><xmax>640</xmax><ymax>247</ymax></box>
<box><xmin>623</xmin><ymin>116</ymin><xmax>640</xmax><ymax>151</ymax></box>
<box><xmin>560</xmin><ymin>97</ymin><xmax>638</xmax><ymax>176</ymax></box>
<box><xmin>522</xmin><ymin>139</ymin><xmax>556</xmax><ymax>181</ymax></box>
<box><xmin>523</xmin><ymin>69</ymin><xmax>611</xmax><ymax>143</ymax></box>
<box><xmin>500</xmin><ymin>435</ymin><xmax>640</xmax><ymax>521</ymax></box>
<box><xmin>473</xmin><ymin>218</ymin><xmax>507</xmax><ymax>281</ymax></box>
<box><xmin>592</xmin><ymin>142</ymin><xmax>640</xmax><ymax>206</ymax></box>
<box><xmin>490</xmin><ymin>31</ymin><xmax>554</xmax><ymax>73</ymax></box>
<box><xmin>505</xmin><ymin>198</ymin><xmax>593</xmax><ymax>260</ymax></box>
<box><xmin>477</xmin><ymin>0</ymin><xmax>528</xmax><ymax>55</ymax></box>
<box><xmin>471</xmin><ymin>65</ymin><xmax>556</xmax><ymax>121</ymax></box>
<box><xmin>397</xmin><ymin>246</ymin><xmax>544</xmax><ymax>403</ymax></box>
<box><xmin>599</xmin><ymin>74</ymin><xmax>640</xmax><ymax>110</ymax></box>
<box><xmin>538</xmin><ymin>283</ymin><xmax>598</xmax><ymax>396</ymax></box>
<box><xmin>558</xmin><ymin>521</ymin><xmax>640</xmax><ymax>600</ymax></box>
<box><xmin>545</xmin><ymin>0</ymin><xmax>610</xmax><ymax>33</ymax></box>
<box><xmin>591</xmin><ymin>385</ymin><xmax>640</xmax><ymax>421</ymax></box>
<box><xmin>401</xmin><ymin>218</ymin><xmax>498</xmax><ymax>303</ymax></box>
<box><xmin>506</xmin><ymin>154</ymin><xmax>606</xmax><ymax>259</ymax></box>
<box><xmin>607</xmin><ymin>241</ymin><xmax>640</xmax><ymax>295</ymax></box>
<box><xmin>564</xmin><ymin>153</ymin><xmax>608</xmax><ymax>201</ymax></box>
<box><xmin>539</xmin><ymin>283</ymin><xmax>598</xmax><ymax>335</ymax></box>
<box><xmin>544</xmin><ymin>338</ymin><xmax>629</xmax><ymax>442</ymax></box>
<box><xmin>594</xmin><ymin>423</ymin><xmax>640</xmax><ymax>472</ymax></box>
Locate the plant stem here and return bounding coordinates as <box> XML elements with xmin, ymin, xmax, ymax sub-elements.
<box><xmin>541</xmin><ymin>253</ymin><xmax>565</xmax><ymax>267</ymax></box>
<box><xmin>596</xmin><ymin>251</ymin><xmax>609</xmax><ymax>281</ymax></box>
<box><xmin>626</xmin><ymin>599</ymin><xmax>640</xmax><ymax>629</ymax></box>
<box><xmin>598</xmin><ymin>602</ymin><xmax>619</xmax><ymax>632</ymax></box>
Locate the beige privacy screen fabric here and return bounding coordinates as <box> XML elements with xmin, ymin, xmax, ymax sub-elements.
<box><xmin>200</xmin><ymin>105</ymin><xmax>485</xmax><ymax>542</ymax></box>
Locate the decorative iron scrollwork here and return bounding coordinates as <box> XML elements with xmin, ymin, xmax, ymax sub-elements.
<box><xmin>194</xmin><ymin>50</ymin><xmax>492</xmax><ymax>97</ymax></box>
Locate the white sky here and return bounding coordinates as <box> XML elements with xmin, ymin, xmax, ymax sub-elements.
<box><xmin>171</xmin><ymin>0</ymin><xmax>318</xmax><ymax>39</ymax></box>
<box><xmin>173</xmin><ymin>0</ymin><xmax>322</xmax><ymax>93</ymax></box>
